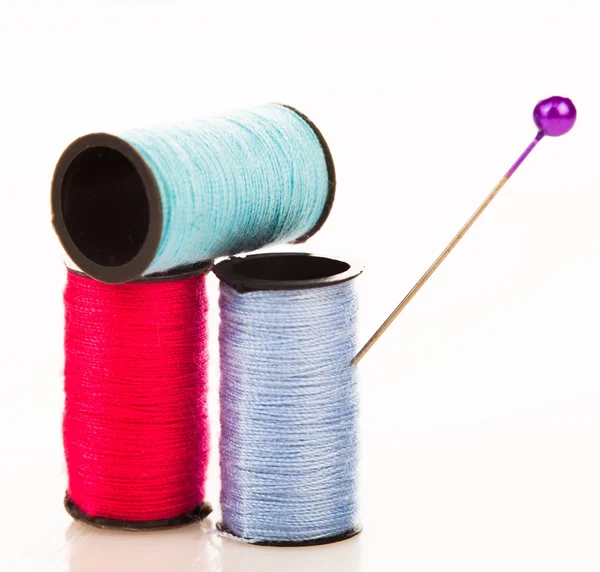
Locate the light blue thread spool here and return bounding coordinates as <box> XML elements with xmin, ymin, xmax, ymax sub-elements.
<box><xmin>52</xmin><ymin>105</ymin><xmax>335</xmax><ymax>284</ymax></box>
<box><xmin>214</xmin><ymin>253</ymin><xmax>363</xmax><ymax>546</ymax></box>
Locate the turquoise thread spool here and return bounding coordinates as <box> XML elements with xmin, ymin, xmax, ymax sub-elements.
<box><xmin>51</xmin><ymin>104</ymin><xmax>335</xmax><ymax>284</ymax></box>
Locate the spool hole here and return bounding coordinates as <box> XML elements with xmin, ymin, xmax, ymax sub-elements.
<box><xmin>61</xmin><ymin>147</ymin><xmax>149</xmax><ymax>267</ymax></box>
<box><xmin>233</xmin><ymin>255</ymin><xmax>350</xmax><ymax>282</ymax></box>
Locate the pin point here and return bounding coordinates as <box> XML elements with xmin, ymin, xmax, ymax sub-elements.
<box><xmin>352</xmin><ymin>96</ymin><xmax>577</xmax><ymax>366</ymax></box>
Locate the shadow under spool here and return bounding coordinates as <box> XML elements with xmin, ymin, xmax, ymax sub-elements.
<box><xmin>51</xmin><ymin>106</ymin><xmax>336</xmax><ymax>285</ymax></box>
<box><xmin>214</xmin><ymin>252</ymin><xmax>362</xmax><ymax>546</ymax></box>
<box><xmin>64</xmin><ymin>261</ymin><xmax>213</xmax><ymax>531</ymax></box>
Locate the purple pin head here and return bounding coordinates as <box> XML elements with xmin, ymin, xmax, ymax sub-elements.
<box><xmin>533</xmin><ymin>96</ymin><xmax>577</xmax><ymax>137</ymax></box>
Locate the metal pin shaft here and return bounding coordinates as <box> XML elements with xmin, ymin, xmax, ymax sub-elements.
<box><xmin>352</xmin><ymin>132</ymin><xmax>545</xmax><ymax>366</ymax></box>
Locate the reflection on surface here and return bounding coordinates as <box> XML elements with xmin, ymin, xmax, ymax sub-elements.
<box><xmin>66</xmin><ymin>517</ymin><xmax>362</xmax><ymax>572</ymax></box>
<box><xmin>218</xmin><ymin>533</ymin><xmax>362</xmax><ymax>572</ymax></box>
<box><xmin>66</xmin><ymin>518</ymin><xmax>216</xmax><ymax>572</ymax></box>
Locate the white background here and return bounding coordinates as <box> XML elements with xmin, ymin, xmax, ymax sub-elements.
<box><xmin>1</xmin><ymin>0</ymin><xmax>599</xmax><ymax>570</ymax></box>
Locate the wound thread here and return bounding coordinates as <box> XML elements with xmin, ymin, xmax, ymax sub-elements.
<box><xmin>62</xmin><ymin>269</ymin><xmax>210</xmax><ymax>527</ymax></box>
<box><xmin>215</xmin><ymin>254</ymin><xmax>361</xmax><ymax>545</ymax></box>
<box><xmin>52</xmin><ymin>104</ymin><xmax>335</xmax><ymax>284</ymax></box>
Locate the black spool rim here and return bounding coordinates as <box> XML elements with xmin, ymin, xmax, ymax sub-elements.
<box><xmin>52</xmin><ymin>132</ymin><xmax>163</xmax><ymax>285</ymax></box>
<box><xmin>216</xmin><ymin>522</ymin><xmax>361</xmax><ymax>547</ymax></box>
<box><xmin>64</xmin><ymin>495</ymin><xmax>212</xmax><ymax>532</ymax></box>
<box><xmin>66</xmin><ymin>259</ymin><xmax>213</xmax><ymax>284</ymax></box>
<box><xmin>213</xmin><ymin>252</ymin><xmax>363</xmax><ymax>293</ymax></box>
<box><xmin>280</xmin><ymin>105</ymin><xmax>337</xmax><ymax>243</ymax></box>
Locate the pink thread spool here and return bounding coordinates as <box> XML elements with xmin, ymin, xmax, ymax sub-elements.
<box><xmin>63</xmin><ymin>263</ymin><xmax>212</xmax><ymax>531</ymax></box>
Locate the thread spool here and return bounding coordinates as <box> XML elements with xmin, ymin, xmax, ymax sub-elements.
<box><xmin>214</xmin><ymin>253</ymin><xmax>363</xmax><ymax>546</ymax></box>
<box><xmin>62</xmin><ymin>262</ymin><xmax>212</xmax><ymax>530</ymax></box>
<box><xmin>52</xmin><ymin>104</ymin><xmax>335</xmax><ymax>284</ymax></box>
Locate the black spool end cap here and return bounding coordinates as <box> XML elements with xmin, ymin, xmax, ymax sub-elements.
<box><xmin>128</xmin><ymin>259</ymin><xmax>214</xmax><ymax>283</ymax></box>
<box><xmin>213</xmin><ymin>252</ymin><xmax>363</xmax><ymax>294</ymax></box>
<box><xmin>281</xmin><ymin>105</ymin><xmax>337</xmax><ymax>244</ymax></box>
<box><xmin>216</xmin><ymin>522</ymin><xmax>361</xmax><ymax>547</ymax></box>
<box><xmin>67</xmin><ymin>259</ymin><xmax>213</xmax><ymax>284</ymax></box>
<box><xmin>64</xmin><ymin>495</ymin><xmax>212</xmax><ymax>532</ymax></box>
<box><xmin>51</xmin><ymin>133</ymin><xmax>163</xmax><ymax>284</ymax></box>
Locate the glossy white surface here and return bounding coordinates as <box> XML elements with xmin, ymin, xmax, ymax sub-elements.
<box><xmin>2</xmin><ymin>0</ymin><xmax>600</xmax><ymax>569</ymax></box>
